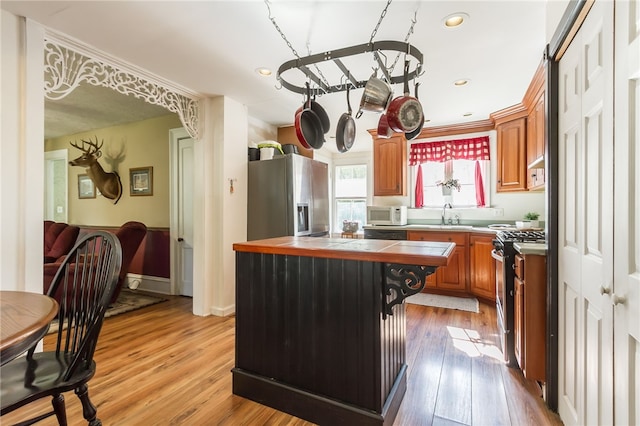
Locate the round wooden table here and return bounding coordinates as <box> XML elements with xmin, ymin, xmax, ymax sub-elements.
<box><xmin>0</xmin><ymin>291</ymin><xmax>58</xmax><ymax>365</ymax></box>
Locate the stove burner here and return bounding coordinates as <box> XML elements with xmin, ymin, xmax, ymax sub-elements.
<box><xmin>497</xmin><ymin>230</ymin><xmax>546</xmax><ymax>243</ymax></box>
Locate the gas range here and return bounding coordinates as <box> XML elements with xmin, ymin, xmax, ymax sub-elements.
<box><xmin>496</xmin><ymin>230</ymin><xmax>546</xmax><ymax>243</ymax></box>
<box><xmin>492</xmin><ymin>229</ymin><xmax>545</xmax><ymax>367</ymax></box>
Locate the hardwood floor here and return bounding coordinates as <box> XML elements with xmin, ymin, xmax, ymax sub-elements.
<box><xmin>1</xmin><ymin>294</ymin><xmax>563</xmax><ymax>425</ymax></box>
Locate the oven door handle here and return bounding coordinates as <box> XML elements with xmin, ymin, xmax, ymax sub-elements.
<box><xmin>491</xmin><ymin>249</ymin><xmax>503</xmax><ymax>262</ymax></box>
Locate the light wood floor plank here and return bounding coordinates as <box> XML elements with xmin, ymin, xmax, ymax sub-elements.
<box><xmin>1</xmin><ymin>294</ymin><xmax>562</xmax><ymax>425</ymax></box>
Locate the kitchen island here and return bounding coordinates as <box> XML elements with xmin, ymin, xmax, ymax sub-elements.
<box><xmin>232</xmin><ymin>236</ymin><xmax>455</xmax><ymax>425</ymax></box>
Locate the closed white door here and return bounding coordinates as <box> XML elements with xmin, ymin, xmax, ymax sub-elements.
<box><xmin>170</xmin><ymin>128</ymin><xmax>194</xmax><ymax>297</ymax></box>
<box><xmin>613</xmin><ymin>1</ymin><xmax>640</xmax><ymax>424</ymax></box>
<box><xmin>557</xmin><ymin>1</ymin><xmax>614</xmax><ymax>425</ymax></box>
<box><xmin>44</xmin><ymin>149</ymin><xmax>68</xmax><ymax>223</ymax></box>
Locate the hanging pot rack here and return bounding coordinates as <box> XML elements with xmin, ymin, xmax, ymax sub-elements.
<box><xmin>276</xmin><ymin>40</ymin><xmax>424</xmax><ymax>97</ymax></box>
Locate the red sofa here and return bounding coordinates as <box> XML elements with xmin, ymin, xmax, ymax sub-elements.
<box><xmin>44</xmin><ymin>221</ymin><xmax>147</xmax><ymax>305</ymax></box>
<box><xmin>43</xmin><ymin>220</ymin><xmax>80</xmax><ymax>263</ymax></box>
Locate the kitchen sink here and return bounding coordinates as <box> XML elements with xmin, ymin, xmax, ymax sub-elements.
<box><xmin>407</xmin><ymin>224</ymin><xmax>474</xmax><ymax>230</ymax></box>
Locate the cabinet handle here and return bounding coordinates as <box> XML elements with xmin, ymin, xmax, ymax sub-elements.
<box><xmin>612</xmin><ymin>294</ymin><xmax>626</xmax><ymax>306</ymax></box>
<box><xmin>599</xmin><ymin>285</ymin><xmax>611</xmax><ymax>295</ymax></box>
<box><xmin>531</xmin><ymin>173</ymin><xmax>537</xmax><ymax>179</ymax></box>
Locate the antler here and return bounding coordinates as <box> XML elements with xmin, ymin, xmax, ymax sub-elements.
<box><xmin>70</xmin><ymin>136</ymin><xmax>103</xmax><ymax>155</ymax></box>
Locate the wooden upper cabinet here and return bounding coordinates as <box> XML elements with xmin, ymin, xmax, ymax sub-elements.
<box><xmin>527</xmin><ymin>90</ymin><xmax>546</xmax><ymax>190</ymax></box>
<box><xmin>276</xmin><ymin>126</ymin><xmax>314</xmax><ymax>159</ymax></box>
<box><xmin>373</xmin><ymin>135</ymin><xmax>407</xmax><ymax>196</ymax></box>
<box><xmin>496</xmin><ymin>117</ymin><xmax>527</xmax><ymax>192</ymax></box>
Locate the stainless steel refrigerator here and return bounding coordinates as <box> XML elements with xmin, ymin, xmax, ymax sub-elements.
<box><xmin>247</xmin><ymin>154</ymin><xmax>329</xmax><ymax>240</ymax></box>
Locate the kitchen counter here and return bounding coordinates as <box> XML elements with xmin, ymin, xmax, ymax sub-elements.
<box><xmin>233</xmin><ymin>235</ymin><xmax>455</xmax><ymax>266</ymax></box>
<box><xmin>232</xmin><ymin>236</ymin><xmax>454</xmax><ymax>425</ymax></box>
<box><xmin>514</xmin><ymin>242</ymin><xmax>548</xmax><ymax>255</ymax></box>
<box><xmin>363</xmin><ymin>224</ymin><xmax>498</xmax><ymax>234</ymax></box>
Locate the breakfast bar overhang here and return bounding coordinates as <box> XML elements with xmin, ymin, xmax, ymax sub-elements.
<box><xmin>232</xmin><ymin>236</ymin><xmax>455</xmax><ymax>425</ymax></box>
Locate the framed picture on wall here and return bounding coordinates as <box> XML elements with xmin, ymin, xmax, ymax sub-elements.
<box><xmin>130</xmin><ymin>166</ymin><xmax>153</xmax><ymax>196</ymax></box>
<box><xmin>78</xmin><ymin>174</ymin><xmax>96</xmax><ymax>199</ymax></box>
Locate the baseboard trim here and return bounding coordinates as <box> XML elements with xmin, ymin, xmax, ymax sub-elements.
<box><xmin>231</xmin><ymin>365</ymin><xmax>406</xmax><ymax>426</ymax></box>
<box><xmin>126</xmin><ymin>273</ymin><xmax>171</xmax><ymax>295</ymax></box>
<box><xmin>210</xmin><ymin>304</ymin><xmax>235</xmax><ymax>317</ymax></box>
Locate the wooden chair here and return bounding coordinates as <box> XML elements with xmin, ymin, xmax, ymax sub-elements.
<box><xmin>1</xmin><ymin>231</ymin><xmax>122</xmax><ymax>426</ymax></box>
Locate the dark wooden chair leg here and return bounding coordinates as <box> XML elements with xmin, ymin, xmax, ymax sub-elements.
<box><xmin>75</xmin><ymin>384</ymin><xmax>101</xmax><ymax>426</ymax></box>
<box><xmin>51</xmin><ymin>393</ymin><xmax>67</xmax><ymax>426</ymax></box>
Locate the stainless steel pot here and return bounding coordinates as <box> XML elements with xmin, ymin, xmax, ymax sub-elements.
<box><xmin>356</xmin><ymin>71</ymin><xmax>393</xmax><ymax>118</ymax></box>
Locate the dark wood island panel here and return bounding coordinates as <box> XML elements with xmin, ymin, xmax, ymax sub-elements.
<box><xmin>232</xmin><ymin>237</ymin><xmax>454</xmax><ymax>425</ymax></box>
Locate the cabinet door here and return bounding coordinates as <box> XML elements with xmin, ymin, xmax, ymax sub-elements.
<box><xmin>496</xmin><ymin>117</ymin><xmax>527</xmax><ymax>192</ymax></box>
<box><xmin>373</xmin><ymin>136</ymin><xmax>406</xmax><ymax>196</ymax></box>
<box><xmin>469</xmin><ymin>234</ymin><xmax>496</xmax><ymax>301</ymax></box>
<box><xmin>514</xmin><ymin>276</ymin><xmax>525</xmax><ymax>370</ymax></box>
<box><xmin>407</xmin><ymin>231</ymin><xmax>468</xmax><ymax>293</ymax></box>
<box><xmin>436</xmin><ymin>246</ymin><xmax>467</xmax><ymax>292</ymax></box>
<box><xmin>527</xmin><ymin>91</ymin><xmax>546</xmax><ymax>190</ymax></box>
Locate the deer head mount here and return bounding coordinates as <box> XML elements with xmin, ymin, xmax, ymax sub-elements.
<box><xmin>69</xmin><ymin>137</ymin><xmax>123</xmax><ymax>204</ymax></box>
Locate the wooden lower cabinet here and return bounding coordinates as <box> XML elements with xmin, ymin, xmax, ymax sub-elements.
<box><xmin>469</xmin><ymin>234</ymin><xmax>497</xmax><ymax>301</ymax></box>
<box><xmin>513</xmin><ymin>253</ymin><xmax>547</xmax><ymax>382</ymax></box>
<box><xmin>407</xmin><ymin>231</ymin><xmax>468</xmax><ymax>294</ymax></box>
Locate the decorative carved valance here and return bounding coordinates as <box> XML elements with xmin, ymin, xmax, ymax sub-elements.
<box><xmin>43</xmin><ymin>40</ymin><xmax>200</xmax><ymax>139</ymax></box>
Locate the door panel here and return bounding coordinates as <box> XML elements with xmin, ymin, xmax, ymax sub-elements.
<box><xmin>613</xmin><ymin>0</ymin><xmax>640</xmax><ymax>424</ymax></box>
<box><xmin>558</xmin><ymin>2</ymin><xmax>614</xmax><ymax>425</ymax></box>
<box><xmin>178</xmin><ymin>138</ymin><xmax>194</xmax><ymax>297</ymax></box>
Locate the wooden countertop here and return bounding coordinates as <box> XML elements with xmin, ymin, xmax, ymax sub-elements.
<box><xmin>233</xmin><ymin>236</ymin><xmax>455</xmax><ymax>266</ymax></box>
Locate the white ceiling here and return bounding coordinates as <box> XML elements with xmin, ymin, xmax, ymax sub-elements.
<box><xmin>2</xmin><ymin>0</ymin><xmax>548</xmax><ymax>153</ymax></box>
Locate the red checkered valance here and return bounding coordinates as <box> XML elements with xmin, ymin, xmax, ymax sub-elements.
<box><xmin>409</xmin><ymin>136</ymin><xmax>490</xmax><ymax>165</ymax></box>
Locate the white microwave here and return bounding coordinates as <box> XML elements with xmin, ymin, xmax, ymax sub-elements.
<box><xmin>367</xmin><ymin>206</ymin><xmax>408</xmax><ymax>226</ymax></box>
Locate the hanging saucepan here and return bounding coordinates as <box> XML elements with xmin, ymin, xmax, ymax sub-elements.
<box><xmin>405</xmin><ymin>82</ymin><xmax>425</xmax><ymax>141</ymax></box>
<box><xmin>356</xmin><ymin>70</ymin><xmax>394</xmax><ymax>118</ymax></box>
<box><xmin>386</xmin><ymin>61</ymin><xmax>424</xmax><ymax>133</ymax></box>
<box><xmin>295</xmin><ymin>83</ymin><xmax>325</xmax><ymax>150</ymax></box>
<box><xmin>336</xmin><ymin>84</ymin><xmax>356</xmax><ymax>153</ymax></box>
<box><xmin>293</xmin><ymin>104</ymin><xmax>312</xmax><ymax>149</ymax></box>
<box><xmin>377</xmin><ymin>113</ymin><xmax>392</xmax><ymax>138</ymax></box>
<box><xmin>310</xmin><ymin>93</ymin><xmax>330</xmax><ymax>134</ymax></box>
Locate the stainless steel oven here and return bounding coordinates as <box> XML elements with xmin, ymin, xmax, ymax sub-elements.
<box><xmin>492</xmin><ymin>230</ymin><xmax>545</xmax><ymax>366</ymax></box>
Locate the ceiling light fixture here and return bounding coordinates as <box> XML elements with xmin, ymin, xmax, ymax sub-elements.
<box><xmin>443</xmin><ymin>13</ymin><xmax>469</xmax><ymax>28</ymax></box>
<box><xmin>453</xmin><ymin>79</ymin><xmax>469</xmax><ymax>86</ymax></box>
<box><xmin>463</xmin><ymin>112</ymin><xmax>473</xmax><ymax>117</ymax></box>
<box><xmin>256</xmin><ymin>67</ymin><xmax>272</xmax><ymax>76</ymax></box>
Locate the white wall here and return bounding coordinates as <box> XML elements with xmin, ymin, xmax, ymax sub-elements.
<box><xmin>1</xmin><ymin>13</ymin><xmax>45</xmax><ymax>292</ymax></box>
<box><xmin>546</xmin><ymin>0</ymin><xmax>571</xmax><ymax>43</ymax></box>
<box><xmin>192</xmin><ymin>96</ymin><xmax>249</xmax><ymax>317</ymax></box>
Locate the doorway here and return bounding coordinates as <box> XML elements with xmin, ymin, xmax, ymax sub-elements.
<box><xmin>44</xmin><ymin>149</ymin><xmax>68</xmax><ymax>223</ymax></box>
<box><xmin>170</xmin><ymin>128</ymin><xmax>194</xmax><ymax>297</ymax></box>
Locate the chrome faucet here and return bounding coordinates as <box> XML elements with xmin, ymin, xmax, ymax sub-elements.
<box><xmin>441</xmin><ymin>203</ymin><xmax>452</xmax><ymax>225</ymax></box>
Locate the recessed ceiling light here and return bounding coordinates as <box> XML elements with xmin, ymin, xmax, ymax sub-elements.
<box><xmin>443</xmin><ymin>12</ymin><xmax>469</xmax><ymax>28</ymax></box>
<box><xmin>454</xmin><ymin>79</ymin><xmax>470</xmax><ymax>86</ymax></box>
<box><xmin>255</xmin><ymin>67</ymin><xmax>272</xmax><ymax>76</ymax></box>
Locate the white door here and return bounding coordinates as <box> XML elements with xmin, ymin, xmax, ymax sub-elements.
<box><xmin>613</xmin><ymin>1</ymin><xmax>640</xmax><ymax>424</ymax></box>
<box><xmin>557</xmin><ymin>1</ymin><xmax>614</xmax><ymax>425</ymax></box>
<box><xmin>44</xmin><ymin>149</ymin><xmax>68</xmax><ymax>223</ymax></box>
<box><xmin>170</xmin><ymin>128</ymin><xmax>194</xmax><ymax>297</ymax></box>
